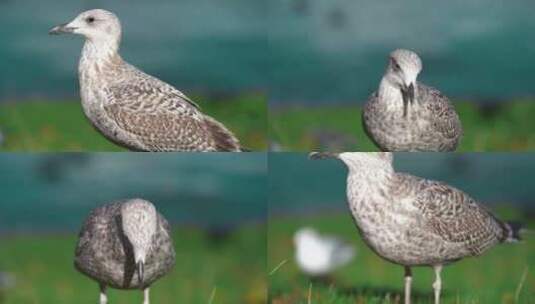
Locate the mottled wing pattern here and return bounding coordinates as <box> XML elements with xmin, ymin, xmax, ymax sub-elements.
<box><xmin>74</xmin><ymin>203</ymin><xmax>125</xmax><ymax>286</ymax></box>
<box><xmin>103</xmin><ymin>66</ymin><xmax>241</xmax><ymax>152</ymax></box>
<box><xmin>362</xmin><ymin>93</ymin><xmax>378</xmax><ymax>123</ymax></box>
<box><xmin>414</xmin><ymin>180</ymin><xmax>506</xmax><ymax>255</ymax></box>
<box><xmin>103</xmin><ymin>82</ymin><xmax>217</xmax><ymax>151</ymax></box>
<box><xmin>361</xmin><ymin>93</ymin><xmax>384</xmax><ymax>148</ymax></box>
<box><xmin>419</xmin><ymin>84</ymin><xmax>462</xmax><ymax>140</ymax></box>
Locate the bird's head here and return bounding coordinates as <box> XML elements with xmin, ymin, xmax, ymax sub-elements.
<box><xmin>384</xmin><ymin>49</ymin><xmax>422</xmax><ymax>104</ymax></box>
<box><xmin>121</xmin><ymin>198</ymin><xmax>157</xmax><ymax>285</ymax></box>
<box><xmin>49</xmin><ymin>9</ymin><xmax>121</xmax><ymax>46</ymax></box>
<box><xmin>294</xmin><ymin>227</ymin><xmax>318</xmax><ymax>246</ymax></box>
<box><xmin>310</xmin><ymin>152</ymin><xmax>393</xmax><ymax>173</ymax></box>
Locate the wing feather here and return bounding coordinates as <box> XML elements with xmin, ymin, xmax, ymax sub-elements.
<box><xmin>414</xmin><ymin>180</ymin><xmax>506</xmax><ymax>255</ymax></box>
<box><xmin>418</xmin><ymin>84</ymin><xmax>462</xmax><ymax>140</ymax></box>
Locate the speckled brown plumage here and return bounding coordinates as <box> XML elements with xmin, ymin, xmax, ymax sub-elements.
<box><xmin>310</xmin><ymin>152</ymin><xmax>519</xmax><ymax>304</ymax></box>
<box><xmin>51</xmin><ymin>9</ymin><xmax>243</xmax><ymax>152</ymax></box>
<box><xmin>362</xmin><ymin>49</ymin><xmax>462</xmax><ymax>152</ymax></box>
<box><xmin>74</xmin><ymin>200</ymin><xmax>175</xmax><ymax>290</ymax></box>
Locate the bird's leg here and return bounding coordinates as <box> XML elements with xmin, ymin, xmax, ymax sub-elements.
<box><xmin>432</xmin><ymin>265</ymin><xmax>443</xmax><ymax>304</ymax></box>
<box><xmin>404</xmin><ymin>266</ymin><xmax>412</xmax><ymax>304</ymax></box>
<box><xmin>99</xmin><ymin>284</ymin><xmax>108</xmax><ymax>304</ymax></box>
<box><xmin>143</xmin><ymin>287</ymin><xmax>150</xmax><ymax>304</ymax></box>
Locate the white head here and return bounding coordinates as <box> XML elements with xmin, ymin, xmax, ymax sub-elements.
<box><xmin>383</xmin><ymin>49</ymin><xmax>422</xmax><ymax>103</ymax></box>
<box><xmin>121</xmin><ymin>198</ymin><xmax>157</xmax><ymax>284</ymax></box>
<box><xmin>338</xmin><ymin>152</ymin><xmax>394</xmax><ymax>172</ymax></box>
<box><xmin>310</xmin><ymin>152</ymin><xmax>393</xmax><ymax>173</ymax></box>
<box><xmin>294</xmin><ymin>227</ymin><xmax>318</xmax><ymax>246</ymax></box>
<box><xmin>49</xmin><ymin>9</ymin><xmax>121</xmax><ymax>49</ymax></box>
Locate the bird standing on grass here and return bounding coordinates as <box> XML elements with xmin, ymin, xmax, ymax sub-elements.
<box><xmin>362</xmin><ymin>49</ymin><xmax>462</xmax><ymax>151</ymax></box>
<box><xmin>50</xmin><ymin>9</ymin><xmax>243</xmax><ymax>151</ymax></box>
<box><xmin>294</xmin><ymin>227</ymin><xmax>355</xmax><ymax>277</ymax></box>
<box><xmin>75</xmin><ymin>198</ymin><xmax>175</xmax><ymax>304</ymax></box>
<box><xmin>310</xmin><ymin>152</ymin><xmax>520</xmax><ymax>304</ymax></box>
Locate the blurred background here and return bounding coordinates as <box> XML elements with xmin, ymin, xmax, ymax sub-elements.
<box><xmin>268</xmin><ymin>0</ymin><xmax>535</xmax><ymax>151</ymax></box>
<box><xmin>268</xmin><ymin>153</ymin><xmax>535</xmax><ymax>303</ymax></box>
<box><xmin>0</xmin><ymin>153</ymin><xmax>267</xmax><ymax>304</ymax></box>
<box><xmin>0</xmin><ymin>0</ymin><xmax>267</xmax><ymax>151</ymax></box>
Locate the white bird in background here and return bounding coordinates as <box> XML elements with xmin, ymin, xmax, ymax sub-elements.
<box><xmin>294</xmin><ymin>227</ymin><xmax>356</xmax><ymax>277</ymax></box>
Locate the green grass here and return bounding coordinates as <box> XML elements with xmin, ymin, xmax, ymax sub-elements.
<box><xmin>269</xmin><ymin>101</ymin><xmax>535</xmax><ymax>151</ymax></box>
<box><xmin>0</xmin><ymin>93</ymin><xmax>267</xmax><ymax>151</ymax></box>
<box><xmin>268</xmin><ymin>210</ymin><xmax>535</xmax><ymax>304</ymax></box>
<box><xmin>0</xmin><ymin>224</ymin><xmax>266</xmax><ymax>304</ymax></box>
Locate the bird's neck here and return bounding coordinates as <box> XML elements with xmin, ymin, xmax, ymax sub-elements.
<box><xmin>80</xmin><ymin>39</ymin><xmax>123</xmax><ymax>72</ymax></box>
<box><xmin>348</xmin><ymin>164</ymin><xmax>393</xmax><ymax>183</ymax></box>
<box><xmin>347</xmin><ymin>164</ymin><xmax>394</xmax><ymax>199</ymax></box>
<box><xmin>378</xmin><ymin>77</ymin><xmax>403</xmax><ymax>104</ymax></box>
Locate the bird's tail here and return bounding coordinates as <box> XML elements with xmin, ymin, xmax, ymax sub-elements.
<box><xmin>203</xmin><ymin>115</ymin><xmax>243</xmax><ymax>152</ymax></box>
<box><xmin>504</xmin><ymin>221</ymin><xmax>523</xmax><ymax>242</ymax></box>
<box><xmin>333</xmin><ymin>245</ymin><xmax>355</xmax><ymax>268</ymax></box>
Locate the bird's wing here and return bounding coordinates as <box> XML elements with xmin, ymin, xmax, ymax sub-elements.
<box><xmin>362</xmin><ymin>92</ymin><xmax>379</xmax><ymax>122</ymax></box>
<box><xmin>418</xmin><ymin>84</ymin><xmax>462</xmax><ymax>140</ymax></box>
<box><xmin>102</xmin><ymin>81</ymin><xmax>227</xmax><ymax>151</ymax></box>
<box><xmin>414</xmin><ymin>179</ymin><xmax>506</xmax><ymax>255</ymax></box>
<box><xmin>328</xmin><ymin>238</ymin><xmax>355</xmax><ymax>267</ymax></box>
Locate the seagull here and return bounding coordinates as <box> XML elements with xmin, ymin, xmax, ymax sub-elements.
<box><xmin>49</xmin><ymin>9</ymin><xmax>244</xmax><ymax>151</ymax></box>
<box><xmin>74</xmin><ymin>198</ymin><xmax>176</xmax><ymax>304</ymax></box>
<box><xmin>310</xmin><ymin>152</ymin><xmax>520</xmax><ymax>304</ymax></box>
<box><xmin>362</xmin><ymin>49</ymin><xmax>462</xmax><ymax>151</ymax></box>
<box><xmin>294</xmin><ymin>227</ymin><xmax>355</xmax><ymax>277</ymax></box>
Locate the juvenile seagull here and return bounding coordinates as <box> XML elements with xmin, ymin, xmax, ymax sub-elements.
<box><xmin>363</xmin><ymin>49</ymin><xmax>462</xmax><ymax>151</ymax></box>
<box><xmin>294</xmin><ymin>227</ymin><xmax>355</xmax><ymax>277</ymax></box>
<box><xmin>75</xmin><ymin>198</ymin><xmax>176</xmax><ymax>304</ymax></box>
<box><xmin>310</xmin><ymin>152</ymin><xmax>520</xmax><ymax>304</ymax></box>
<box><xmin>49</xmin><ymin>9</ymin><xmax>243</xmax><ymax>151</ymax></box>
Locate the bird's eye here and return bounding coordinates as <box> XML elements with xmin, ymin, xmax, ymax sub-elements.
<box><xmin>86</xmin><ymin>16</ymin><xmax>95</xmax><ymax>23</ymax></box>
<box><xmin>391</xmin><ymin>59</ymin><xmax>401</xmax><ymax>71</ymax></box>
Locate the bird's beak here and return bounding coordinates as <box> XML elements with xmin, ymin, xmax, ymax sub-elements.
<box><xmin>49</xmin><ymin>22</ymin><xmax>77</xmax><ymax>35</ymax></box>
<box><xmin>401</xmin><ymin>82</ymin><xmax>415</xmax><ymax>104</ymax></box>
<box><xmin>407</xmin><ymin>82</ymin><xmax>415</xmax><ymax>104</ymax></box>
<box><xmin>309</xmin><ymin>152</ymin><xmax>339</xmax><ymax>160</ymax></box>
<box><xmin>137</xmin><ymin>261</ymin><xmax>144</xmax><ymax>284</ymax></box>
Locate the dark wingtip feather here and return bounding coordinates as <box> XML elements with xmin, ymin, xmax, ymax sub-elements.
<box><xmin>203</xmin><ymin>116</ymin><xmax>241</xmax><ymax>152</ymax></box>
<box><xmin>505</xmin><ymin>221</ymin><xmax>523</xmax><ymax>242</ymax></box>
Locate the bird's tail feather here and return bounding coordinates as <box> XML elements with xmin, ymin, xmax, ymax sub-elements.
<box><xmin>333</xmin><ymin>246</ymin><xmax>355</xmax><ymax>268</ymax></box>
<box><xmin>203</xmin><ymin>115</ymin><xmax>242</xmax><ymax>152</ymax></box>
<box><xmin>504</xmin><ymin>221</ymin><xmax>523</xmax><ymax>242</ymax></box>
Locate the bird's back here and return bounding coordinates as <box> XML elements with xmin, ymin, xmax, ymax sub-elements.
<box><xmin>74</xmin><ymin>201</ymin><xmax>175</xmax><ymax>289</ymax></box>
<box><xmin>79</xmin><ymin>56</ymin><xmax>242</xmax><ymax>151</ymax></box>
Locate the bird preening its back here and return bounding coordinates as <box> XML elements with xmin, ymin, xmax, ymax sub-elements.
<box><xmin>74</xmin><ymin>198</ymin><xmax>175</xmax><ymax>304</ymax></box>
<box><xmin>362</xmin><ymin>49</ymin><xmax>463</xmax><ymax>152</ymax></box>
<box><xmin>310</xmin><ymin>152</ymin><xmax>520</xmax><ymax>304</ymax></box>
<box><xmin>49</xmin><ymin>9</ymin><xmax>244</xmax><ymax>152</ymax></box>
